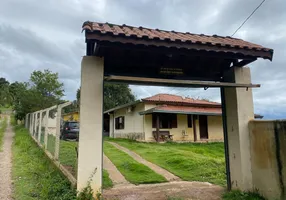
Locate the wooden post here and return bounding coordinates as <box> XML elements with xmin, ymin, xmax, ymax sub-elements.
<box><xmin>156</xmin><ymin>114</ymin><xmax>160</xmax><ymax>142</ymax></box>
<box><xmin>193</xmin><ymin>115</ymin><xmax>197</xmax><ymax>142</ymax></box>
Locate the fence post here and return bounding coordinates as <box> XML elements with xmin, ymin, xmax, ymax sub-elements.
<box><xmin>34</xmin><ymin>112</ymin><xmax>38</xmax><ymax>137</ymax></box>
<box><xmin>44</xmin><ymin>109</ymin><xmax>49</xmax><ymax>150</ymax></box>
<box><xmin>29</xmin><ymin>113</ymin><xmax>32</xmax><ymax>134</ymax></box>
<box><xmin>38</xmin><ymin>110</ymin><xmax>42</xmax><ymax>143</ymax></box>
<box><xmin>31</xmin><ymin>113</ymin><xmax>34</xmax><ymax>135</ymax></box>
<box><xmin>54</xmin><ymin>102</ymin><xmax>72</xmax><ymax>160</ymax></box>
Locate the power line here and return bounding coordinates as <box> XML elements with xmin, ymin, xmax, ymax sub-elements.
<box><xmin>231</xmin><ymin>0</ymin><xmax>266</xmax><ymax>37</ymax></box>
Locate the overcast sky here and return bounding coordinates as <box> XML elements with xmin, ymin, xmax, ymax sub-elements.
<box><xmin>0</xmin><ymin>0</ymin><xmax>285</xmax><ymax>119</ymax></box>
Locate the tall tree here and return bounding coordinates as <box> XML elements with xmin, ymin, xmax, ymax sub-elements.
<box><xmin>0</xmin><ymin>77</ymin><xmax>12</xmax><ymax>106</ymax></box>
<box><xmin>13</xmin><ymin>70</ymin><xmax>65</xmax><ymax>120</ymax></box>
<box><xmin>76</xmin><ymin>83</ymin><xmax>135</xmax><ymax>111</ymax></box>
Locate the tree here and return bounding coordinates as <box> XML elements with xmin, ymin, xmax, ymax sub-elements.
<box><xmin>76</xmin><ymin>83</ymin><xmax>135</xmax><ymax>111</ymax></box>
<box><xmin>0</xmin><ymin>77</ymin><xmax>12</xmax><ymax>106</ymax></box>
<box><xmin>12</xmin><ymin>70</ymin><xmax>65</xmax><ymax>120</ymax></box>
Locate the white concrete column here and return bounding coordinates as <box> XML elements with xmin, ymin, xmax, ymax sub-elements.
<box><xmin>38</xmin><ymin>110</ymin><xmax>42</xmax><ymax>142</ymax></box>
<box><xmin>55</xmin><ymin>102</ymin><xmax>71</xmax><ymax>160</ymax></box>
<box><xmin>54</xmin><ymin>106</ymin><xmax>61</xmax><ymax>160</ymax></box>
<box><xmin>34</xmin><ymin>112</ymin><xmax>37</xmax><ymax>137</ymax></box>
<box><xmin>29</xmin><ymin>113</ymin><xmax>33</xmax><ymax>134</ymax></box>
<box><xmin>77</xmin><ymin>56</ymin><xmax>104</xmax><ymax>195</ymax></box>
<box><xmin>44</xmin><ymin>109</ymin><xmax>49</xmax><ymax>149</ymax></box>
<box><xmin>223</xmin><ymin>67</ymin><xmax>254</xmax><ymax>190</ymax></box>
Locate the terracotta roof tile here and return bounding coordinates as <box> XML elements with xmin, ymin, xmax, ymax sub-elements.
<box><xmin>142</xmin><ymin>105</ymin><xmax>222</xmax><ymax>115</ymax></box>
<box><xmin>82</xmin><ymin>21</ymin><xmax>273</xmax><ymax>60</ymax></box>
<box><xmin>142</xmin><ymin>94</ymin><xmax>220</xmax><ymax>106</ymax></box>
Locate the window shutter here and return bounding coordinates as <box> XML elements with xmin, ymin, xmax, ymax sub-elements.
<box><xmin>122</xmin><ymin>116</ymin><xmax>125</xmax><ymax>129</ymax></box>
<box><xmin>171</xmin><ymin>114</ymin><xmax>177</xmax><ymax>128</ymax></box>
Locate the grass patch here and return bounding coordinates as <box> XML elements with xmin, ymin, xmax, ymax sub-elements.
<box><xmin>59</xmin><ymin>140</ymin><xmax>113</xmax><ymax>189</ymax></box>
<box><xmin>12</xmin><ymin>125</ymin><xmax>77</xmax><ymax>200</ymax></box>
<box><xmin>103</xmin><ymin>169</ymin><xmax>113</xmax><ymax>189</ymax></box>
<box><xmin>47</xmin><ymin>134</ymin><xmax>56</xmax><ymax>155</ymax></box>
<box><xmin>107</xmin><ymin>138</ymin><xmax>226</xmax><ymax>186</ymax></box>
<box><xmin>222</xmin><ymin>190</ymin><xmax>267</xmax><ymax>200</ymax></box>
<box><xmin>0</xmin><ymin>116</ymin><xmax>7</xmax><ymax>151</ymax></box>
<box><xmin>104</xmin><ymin>142</ymin><xmax>167</xmax><ymax>184</ymax></box>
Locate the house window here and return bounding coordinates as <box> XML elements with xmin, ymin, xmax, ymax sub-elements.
<box><xmin>187</xmin><ymin>115</ymin><xmax>192</xmax><ymax>128</ymax></box>
<box><xmin>152</xmin><ymin>114</ymin><xmax>177</xmax><ymax>129</ymax></box>
<box><xmin>115</xmin><ymin>116</ymin><xmax>124</xmax><ymax>130</ymax></box>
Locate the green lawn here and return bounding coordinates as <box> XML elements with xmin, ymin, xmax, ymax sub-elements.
<box><xmin>12</xmin><ymin>125</ymin><xmax>76</xmax><ymax>200</ymax></box>
<box><xmin>59</xmin><ymin>140</ymin><xmax>113</xmax><ymax>189</ymax></box>
<box><xmin>0</xmin><ymin>117</ymin><xmax>7</xmax><ymax>151</ymax></box>
<box><xmin>107</xmin><ymin>138</ymin><xmax>226</xmax><ymax>186</ymax></box>
<box><xmin>104</xmin><ymin>142</ymin><xmax>167</xmax><ymax>184</ymax></box>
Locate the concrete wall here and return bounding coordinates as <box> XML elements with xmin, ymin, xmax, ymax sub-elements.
<box><xmin>249</xmin><ymin>120</ymin><xmax>286</xmax><ymax>200</ymax></box>
<box><xmin>113</xmin><ymin>103</ymin><xmax>145</xmax><ymax>139</ymax></box>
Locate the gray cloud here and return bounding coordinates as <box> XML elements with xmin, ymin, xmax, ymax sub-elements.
<box><xmin>0</xmin><ymin>0</ymin><xmax>285</xmax><ymax>119</ymax></box>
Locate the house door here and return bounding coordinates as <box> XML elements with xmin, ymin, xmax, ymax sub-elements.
<box><xmin>199</xmin><ymin>115</ymin><xmax>208</xmax><ymax>139</ymax></box>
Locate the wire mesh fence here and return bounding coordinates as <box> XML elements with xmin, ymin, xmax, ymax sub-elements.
<box><xmin>25</xmin><ymin>102</ymin><xmax>78</xmax><ymax>183</ymax></box>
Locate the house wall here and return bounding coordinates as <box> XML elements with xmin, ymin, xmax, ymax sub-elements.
<box><xmin>207</xmin><ymin>116</ymin><xmax>224</xmax><ymax>141</ymax></box>
<box><xmin>145</xmin><ymin>114</ymin><xmax>223</xmax><ymax>142</ymax></box>
<box><xmin>110</xmin><ymin>102</ymin><xmax>223</xmax><ymax>142</ymax></box>
<box><xmin>113</xmin><ymin>103</ymin><xmax>145</xmax><ymax>140</ymax></box>
<box><xmin>144</xmin><ymin>114</ymin><xmax>195</xmax><ymax>142</ymax></box>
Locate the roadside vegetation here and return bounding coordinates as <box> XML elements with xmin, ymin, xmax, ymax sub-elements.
<box><xmin>107</xmin><ymin>138</ymin><xmax>226</xmax><ymax>186</ymax></box>
<box><xmin>12</xmin><ymin>125</ymin><xmax>77</xmax><ymax>200</ymax></box>
<box><xmin>104</xmin><ymin>142</ymin><xmax>167</xmax><ymax>184</ymax></box>
<box><xmin>222</xmin><ymin>190</ymin><xmax>267</xmax><ymax>200</ymax></box>
<box><xmin>0</xmin><ymin>116</ymin><xmax>7</xmax><ymax>151</ymax></box>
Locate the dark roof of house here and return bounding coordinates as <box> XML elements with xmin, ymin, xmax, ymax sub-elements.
<box><xmin>139</xmin><ymin>105</ymin><xmax>221</xmax><ymax>116</ymax></box>
<box><xmin>82</xmin><ymin>21</ymin><xmax>273</xmax><ymax>60</ymax></box>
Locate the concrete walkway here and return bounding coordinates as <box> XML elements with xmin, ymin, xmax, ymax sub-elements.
<box><xmin>0</xmin><ymin>117</ymin><xmax>13</xmax><ymax>200</ymax></box>
<box><xmin>108</xmin><ymin>142</ymin><xmax>181</xmax><ymax>182</ymax></box>
<box><xmin>103</xmin><ymin>154</ymin><xmax>132</xmax><ymax>187</ymax></box>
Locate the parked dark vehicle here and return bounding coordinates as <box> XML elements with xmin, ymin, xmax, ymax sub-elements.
<box><xmin>60</xmin><ymin>121</ymin><xmax>79</xmax><ymax>141</ymax></box>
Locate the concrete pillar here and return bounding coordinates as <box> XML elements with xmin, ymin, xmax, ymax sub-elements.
<box><xmin>34</xmin><ymin>112</ymin><xmax>37</xmax><ymax>137</ymax></box>
<box><xmin>44</xmin><ymin>109</ymin><xmax>49</xmax><ymax>149</ymax></box>
<box><xmin>29</xmin><ymin>113</ymin><xmax>33</xmax><ymax>134</ymax></box>
<box><xmin>38</xmin><ymin>110</ymin><xmax>42</xmax><ymax>142</ymax></box>
<box><xmin>77</xmin><ymin>56</ymin><xmax>104</xmax><ymax>195</ymax></box>
<box><xmin>55</xmin><ymin>102</ymin><xmax>71</xmax><ymax>160</ymax></box>
<box><xmin>54</xmin><ymin>106</ymin><xmax>61</xmax><ymax>160</ymax></box>
<box><xmin>223</xmin><ymin>67</ymin><xmax>254</xmax><ymax>190</ymax></box>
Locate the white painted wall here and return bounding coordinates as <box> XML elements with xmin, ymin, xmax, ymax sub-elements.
<box><xmin>113</xmin><ymin>103</ymin><xmax>145</xmax><ymax>138</ymax></box>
